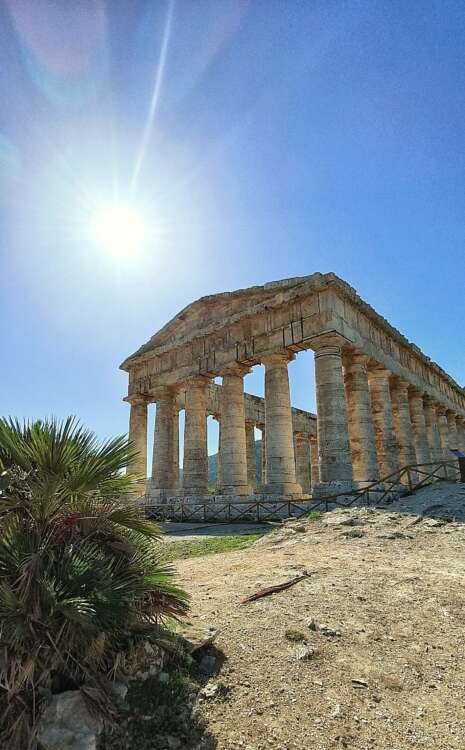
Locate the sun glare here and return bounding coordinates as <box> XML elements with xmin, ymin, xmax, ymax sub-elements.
<box><xmin>91</xmin><ymin>202</ymin><xmax>146</xmax><ymax>259</ymax></box>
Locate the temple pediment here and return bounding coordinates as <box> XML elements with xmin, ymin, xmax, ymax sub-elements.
<box><xmin>121</xmin><ymin>272</ymin><xmax>335</xmax><ymax>369</ymax></box>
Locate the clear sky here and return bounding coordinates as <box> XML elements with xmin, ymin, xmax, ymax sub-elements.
<box><xmin>1</xmin><ymin>1</ymin><xmax>464</xmax><ymax>465</ymax></box>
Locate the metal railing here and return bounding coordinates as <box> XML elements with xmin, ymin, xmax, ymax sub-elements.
<box><xmin>145</xmin><ymin>460</ymin><xmax>460</xmax><ymax>523</ymax></box>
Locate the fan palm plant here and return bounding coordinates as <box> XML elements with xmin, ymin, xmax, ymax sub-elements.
<box><xmin>0</xmin><ymin>417</ymin><xmax>189</xmax><ymax>749</ymax></box>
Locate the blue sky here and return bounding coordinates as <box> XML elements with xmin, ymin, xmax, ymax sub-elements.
<box><xmin>1</xmin><ymin>1</ymin><xmax>464</xmax><ymax>464</ymax></box>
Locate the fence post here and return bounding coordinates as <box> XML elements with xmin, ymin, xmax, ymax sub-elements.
<box><xmin>407</xmin><ymin>467</ymin><xmax>413</xmax><ymax>492</ymax></box>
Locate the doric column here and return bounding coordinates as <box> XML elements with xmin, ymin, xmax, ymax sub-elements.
<box><xmin>446</xmin><ymin>411</ymin><xmax>458</xmax><ymax>450</ymax></box>
<box><xmin>262</xmin><ymin>351</ymin><xmax>302</xmax><ymax>495</ymax></box>
<box><xmin>343</xmin><ymin>351</ymin><xmax>380</xmax><ymax>484</ymax></box>
<box><xmin>127</xmin><ymin>396</ymin><xmax>148</xmax><ymax>487</ymax></box>
<box><xmin>390</xmin><ymin>378</ymin><xmax>417</xmax><ymax>469</ymax></box>
<box><xmin>309</xmin><ymin>436</ymin><xmax>319</xmax><ymax>489</ymax></box>
<box><xmin>436</xmin><ymin>405</ymin><xmax>450</xmax><ymax>460</ymax></box>
<box><xmin>294</xmin><ymin>432</ymin><xmax>311</xmax><ymax>494</ymax></box>
<box><xmin>367</xmin><ymin>367</ymin><xmax>400</xmax><ymax>478</ymax></box>
<box><xmin>313</xmin><ymin>344</ymin><xmax>354</xmax><ymax>493</ymax></box>
<box><xmin>151</xmin><ymin>387</ymin><xmax>178</xmax><ymax>494</ymax></box>
<box><xmin>456</xmin><ymin>417</ymin><xmax>465</xmax><ymax>454</ymax></box>
<box><xmin>218</xmin><ymin>364</ymin><xmax>251</xmax><ymax>495</ymax></box>
<box><xmin>182</xmin><ymin>377</ymin><xmax>209</xmax><ymax>495</ymax></box>
<box><xmin>172</xmin><ymin>406</ymin><xmax>180</xmax><ymax>491</ymax></box>
<box><xmin>408</xmin><ymin>388</ymin><xmax>431</xmax><ymax>465</ymax></box>
<box><xmin>423</xmin><ymin>396</ymin><xmax>443</xmax><ymax>463</ymax></box>
<box><xmin>257</xmin><ymin>423</ymin><xmax>266</xmax><ymax>487</ymax></box>
<box><xmin>245</xmin><ymin>420</ymin><xmax>257</xmax><ymax>491</ymax></box>
<box><xmin>446</xmin><ymin>411</ymin><xmax>459</xmax><ymax>479</ymax></box>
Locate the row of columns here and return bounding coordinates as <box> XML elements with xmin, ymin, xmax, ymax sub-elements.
<box><xmin>315</xmin><ymin>344</ymin><xmax>464</xmax><ymax>493</ymax></box>
<box><xmin>128</xmin><ymin>344</ymin><xmax>465</xmax><ymax>497</ymax></box>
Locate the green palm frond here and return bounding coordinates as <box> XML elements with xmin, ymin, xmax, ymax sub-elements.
<box><xmin>0</xmin><ymin>416</ymin><xmax>189</xmax><ymax>748</ymax></box>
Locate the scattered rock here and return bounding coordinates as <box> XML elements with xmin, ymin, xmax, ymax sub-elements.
<box><xmin>37</xmin><ymin>690</ymin><xmax>102</xmax><ymax>750</ymax></box>
<box><xmin>294</xmin><ymin>645</ymin><xmax>317</xmax><ymax>661</ymax></box>
<box><xmin>423</xmin><ymin>518</ymin><xmax>446</xmax><ymax>528</ymax></box>
<box><xmin>307</xmin><ymin>617</ymin><xmax>317</xmax><ymax>631</ymax></box>
<box><xmin>182</xmin><ymin>627</ymin><xmax>219</xmax><ymax>654</ymax></box>
<box><xmin>319</xmin><ymin>624</ymin><xmax>341</xmax><ymax>637</ymax></box>
<box><xmin>323</xmin><ymin>514</ymin><xmax>356</xmax><ymax>527</ymax></box>
<box><xmin>341</xmin><ymin>528</ymin><xmax>365</xmax><ymax>538</ymax></box>
<box><xmin>200</xmin><ymin>682</ymin><xmax>220</xmax><ymax>699</ymax></box>
<box><xmin>331</xmin><ymin>703</ymin><xmax>346</xmax><ymax>718</ymax></box>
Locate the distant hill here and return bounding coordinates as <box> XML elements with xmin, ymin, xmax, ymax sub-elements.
<box><xmin>208</xmin><ymin>440</ymin><xmax>262</xmax><ymax>484</ymax></box>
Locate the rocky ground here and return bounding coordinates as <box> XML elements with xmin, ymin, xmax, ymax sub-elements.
<box><xmin>174</xmin><ymin>481</ymin><xmax>465</xmax><ymax>750</ymax></box>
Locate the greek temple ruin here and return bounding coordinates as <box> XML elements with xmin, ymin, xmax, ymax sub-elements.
<box><xmin>120</xmin><ymin>273</ymin><xmax>465</xmax><ymax>500</ymax></box>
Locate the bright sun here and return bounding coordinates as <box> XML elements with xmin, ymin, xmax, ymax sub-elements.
<box><xmin>91</xmin><ymin>202</ymin><xmax>146</xmax><ymax>259</ymax></box>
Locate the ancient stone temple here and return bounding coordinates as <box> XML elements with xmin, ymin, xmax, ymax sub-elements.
<box><xmin>120</xmin><ymin>273</ymin><xmax>465</xmax><ymax>500</ymax></box>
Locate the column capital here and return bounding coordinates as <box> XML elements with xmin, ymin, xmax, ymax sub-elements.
<box><xmin>314</xmin><ymin>345</ymin><xmax>343</xmax><ymax>360</ymax></box>
<box><xmin>245</xmin><ymin>418</ymin><xmax>256</xmax><ymax>428</ymax></box>
<box><xmin>408</xmin><ymin>386</ymin><xmax>426</xmax><ymax>398</ymax></box>
<box><xmin>390</xmin><ymin>376</ymin><xmax>411</xmax><ymax>392</ymax></box>
<box><xmin>343</xmin><ymin>349</ymin><xmax>370</xmax><ymax>368</ymax></box>
<box><xmin>152</xmin><ymin>384</ymin><xmax>180</xmax><ymax>403</ymax></box>
<box><xmin>434</xmin><ymin>402</ymin><xmax>448</xmax><ymax>416</ymax></box>
<box><xmin>367</xmin><ymin>364</ymin><xmax>392</xmax><ymax>381</ymax></box>
<box><xmin>294</xmin><ymin>430</ymin><xmax>308</xmax><ymax>442</ymax></box>
<box><xmin>311</xmin><ymin>332</ymin><xmax>351</xmax><ymax>352</ymax></box>
<box><xmin>256</xmin><ymin>422</ymin><xmax>265</xmax><ymax>431</ymax></box>
<box><xmin>184</xmin><ymin>375</ymin><xmax>211</xmax><ymax>390</ymax></box>
<box><xmin>260</xmin><ymin>350</ymin><xmax>295</xmax><ymax>367</ymax></box>
<box><xmin>126</xmin><ymin>393</ymin><xmax>149</xmax><ymax>406</ymax></box>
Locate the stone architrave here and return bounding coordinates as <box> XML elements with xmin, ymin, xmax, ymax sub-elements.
<box><xmin>423</xmin><ymin>396</ymin><xmax>443</xmax><ymax>463</ymax></box>
<box><xmin>218</xmin><ymin>364</ymin><xmax>251</xmax><ymax>495</ymax></box>
<box><xmin>294</xmin><ymin>432</ymin><xmax>311</xmax><ymax>494</ymax></box>
<box><xmin>367</xmin><ymin>367</ymin><xmax>400</xmax><ymax>479</ymax></box>
<box><xmin>408</xmin><ymin>388</ymin><xmax>431</xmax><ymax>466</ymax></box>
<box><xmin>262</xmin><ymin>352</ymin><xmax>302</xmax><ymax>496</ymax></box>
<box><xmin>127</xmin><ymin>396</ymin><xmax>148</xmax><ymax>488</ymax></box>
<box><xmin>390</xmin><ymin>378</ymin><xmax>417</xmax><ymax>469</ymax></box>
<box><xmin>343</xmin><ymin>351</ymin><xmax>380</xmax><ymax>484</ymax></box>
<box><xmin>182</xmin><ymin>377</ymin><xmax>209</xmax><ymax>496</ymax></box>
<box><xmin>151</xmin><ymin>387</ymin><xmax>178</xmax><ymax>495</ymax></box>
<box><xmin>245</xmin><ymin>420</ymin><xmax>257</xmax><ymax>490</ymax></box>
<box><xmin>313</xmin><ymin>344</ymin><xmax>354</xmax><ymax>495</ymax></box>
<box><xmin>309</xmin><ymin>436</ymin><xmax>319</xmax><ymax>489</ymax></box>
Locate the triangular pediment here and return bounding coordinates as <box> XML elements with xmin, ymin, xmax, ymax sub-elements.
<box><xmin>121</xmin><ymin>273</ymin><xmax>334</xmax><ymax>369</ymax></box>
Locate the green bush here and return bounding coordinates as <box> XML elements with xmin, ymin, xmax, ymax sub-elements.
<box><xmin>0</xmin><ymin>417</ymin><xmax>189</xmax><ymax>749</ymax></box>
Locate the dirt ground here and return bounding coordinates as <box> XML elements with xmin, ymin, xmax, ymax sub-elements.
<box><xmin>174</xmin><ymin>482</ymin><xmax>465</xmax><ymax>750</ymax></box>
